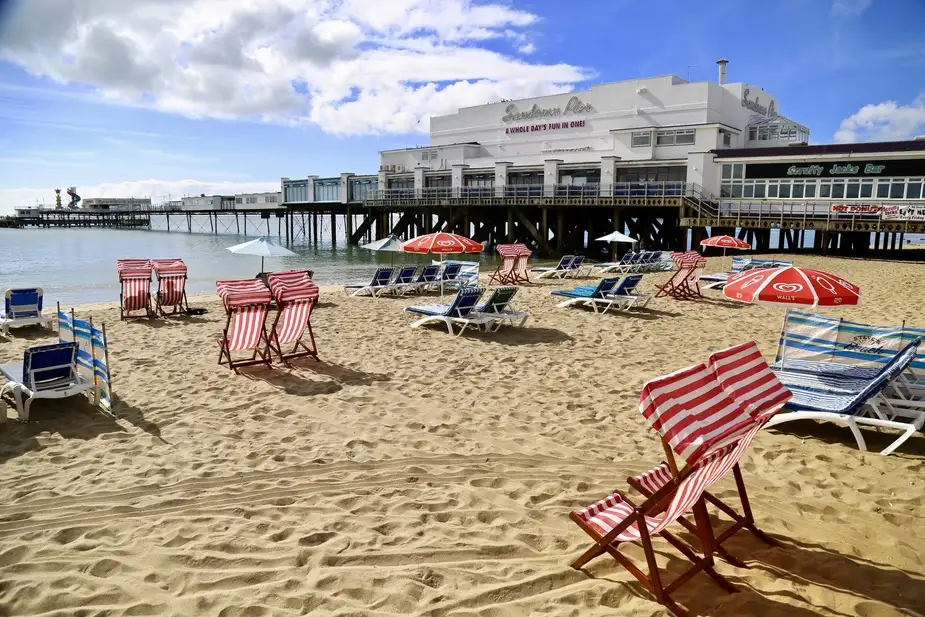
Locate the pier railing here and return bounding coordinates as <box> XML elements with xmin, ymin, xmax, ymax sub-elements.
<box><xmin>367</xmin><ymin>181</ymin><xmax>692</xmax><ymax>201</ymax></box>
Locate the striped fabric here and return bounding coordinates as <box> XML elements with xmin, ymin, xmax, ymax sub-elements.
<box><xmin>217</xmin><ymin>279</ymin><xmax>272</xmax><ymax>307</ymax></box>
<box><xmin>708</xmin><ymin>341</ymin><xmax>792</xmax><ymax>421</ymax></box>
<box><xmin>122</xmin><ymin>278</ymin><xmax>151</xmax><ymax>312</ymax></box>
<box><xmin>775</xmin><ymin>310</ymin><xmax>925</xmax><ymax>374</ymax></box>
<box><xmin>226</xmin><ymin>305</ymin><xmax>269</xmax><ymax>352</ymax></box>
<box><xmin>272</xmin><ymin>299</ymin><xmax>312</xmax><ymax>345</ymax></box>
<box><xmin>151</xmin><ymin>259</ymin><xmax>187</xmax><ymax>277</ymax></box>
<box><xmin>266</xmin><ymin>271</ymin><xmax>319</xmax><ymax>303</ymax></box>
<box><xmin>573</xmin><ymin>444</ymin><xmax>737</xmax><ymax>542</ymax></box>
<box><xmin>639</xmin><ymin>362</ymin><xmax>755</xmax><ymax>464</ymax></box>
<box><xmin>496</xmin><ymin>243</ymin><xmax>532</xmax><ymax>257</ymax></box>
<box><xmin>159</xmin><ymin>277</ymin><xmax>186</xmax><ymax>306</ymax></box>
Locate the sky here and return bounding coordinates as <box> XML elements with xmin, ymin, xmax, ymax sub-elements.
<box><xmin>0</xmin><ymin>0</ymin><xmax>923</xmax><ymax>212</ymax></box>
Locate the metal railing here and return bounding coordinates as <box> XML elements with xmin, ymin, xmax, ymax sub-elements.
<box><xmin>706</xmin><ymin>200</ymin><xmax>925</xmax><ymax>228</ymax></box>
<box><xmin>366</xmin><ymin>182</ymin><xmax>691</xmax><ymax>201</ymax></box>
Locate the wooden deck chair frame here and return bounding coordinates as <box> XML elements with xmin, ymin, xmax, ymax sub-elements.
<box><xmin>267</xmin><ymin>298</ymin><xmax>318</xmax><ymax>366</ymax></box>
<box><xmin>654</xmin><ymin>264</ymin><xmax>691</xmax><ymax>298</ymax></box>
<box><xmin>488</xmin><ymin>254</ymin><xmax>517</xmax><ymax>285</ymax></box>
<box><xmin>570</xmin><ymin>446</ymin><xmax>740</xmax><ymax>617</ymax></box>
<box><xmin>119</xmin><ymin>275</ymin><xmax>154</xmax><ymax>319</ymax></box>
<box><xmin>513</xmin><ymin>253</ymin><xmax>531</xmax><ymax>284</ymax></box>
<box><xmin>153</xmin><ymin>264</ymin><xmax>189</xmax><ymax>317</ymax></box>
<box><xmin>217</xmin><ymin>303</ymin><xmax>272</xmax><ymax>373</ymax></box>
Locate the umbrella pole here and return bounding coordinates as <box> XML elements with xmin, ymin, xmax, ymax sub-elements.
<box><xmin>779</xmin><ymin>309</ymin><xmax>790</xmax><ymax>369</ymax></box>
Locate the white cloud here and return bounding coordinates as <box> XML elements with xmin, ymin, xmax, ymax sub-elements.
<box><xmin>518</xmin><ymin>43</ymin><xmax>536</xmax><ymax>55</ymax></box>
<box><xmin>0</xmin><ymin>179</ymin><xmax>281</xmax><ymax>213</ymax></box>
<box><xmin>830</xmin><ymin>0</ymin><xmax>873</xmax><ymax>17</ymax></box>
<box><xmin>0</xmin><ymin>0</ymin><xmax>590</xmax><ymax>135</ymax></box>
<box><xmin>834</xmin><ymin>94</ymin><xmax>925</xmax><ymax>143</ymax></box>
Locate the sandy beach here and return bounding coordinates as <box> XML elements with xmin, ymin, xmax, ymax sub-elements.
<box><xmin>1</xmin><ymin>253</ymin><xmax>923</xmax><ymax>617</ymax></box>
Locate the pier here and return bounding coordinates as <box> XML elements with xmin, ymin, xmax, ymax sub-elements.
<box><xmin>12</xmin><ymin>181</ymin><xmax>925</xmax><ymax>258</ymax></box>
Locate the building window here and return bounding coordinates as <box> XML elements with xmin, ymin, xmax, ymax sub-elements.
<box><xmin>743</xmin><ymin>183</ymin><xmax>754</xmax><ymax>198</ymax></box>
<box><xmin>656</xmin><ymin>130</ymin><xmax>675</xmax><ymax>146</ymax></box>
<box><xmin>314</xmin><ymin>180</ymin><xmax>340</xmax><ymax>202</ymax></box>
<box><xmin>631</xmin><ymin>131</ymin><xmax>651</xmax><ymax>147</ymax></box>
<box><xmin>283</xmin><ymin>181</ymin><xmax>309</xmax><ymax>203</ymax></box>
<box><xmin>831</xmin><ymin>181</ymin><xmax>845</xmax><ymax>199</ymax></box>
<box><xmin>778</xmin><ymin>181</ymin><xmax>791</xmax><ymax>199</ymax></box>
<box><xmin>754</xmin><ymin>182</ymin><xmax>766</xmax><ymax>198</ymax></box>
<box><xmin>767</xmin><ymin>182</ymin><xmax>779</xmax><ymax>198</ymax></box>
<box><xmin>845</xmin><ymin>180</ymin><xmax>860</xmax><ymax>199</ymax></box>
<box><xmin>876</xmin><ymin>182</ymin><xmax>890</xmax><ymax>198</ymax></box>
<box><xmin>890</xmin><ymin>181</ymin><xmax>905</xmax><ymax>199</ymax></box>
<box><xmin>267</xmin><ymin>195</ymin><xmax>278</xmax><ymax>203</ymax></box>
<box><xmin>860</xmin><ymin>182</ymin><xmax>873</xmax><ymax>198</ymax></box>
<box><xmin>792</xmin><ymin>181</ymin><xmax>804</xmax><ymax>199</ymax></box>
<box><xmin>907</xmin><ymin>180</ymin><xmax>923</xmax><ymax>199</ymax></box>
<box><xmin>804</xmin><ymin>183</ymin><xmax>816</xmax><ymax>198</ymax></box>
<box><xmin>675</xmin><ymin>129</ymin><xmax>695</xmax><ymax>145</ymax></box>
<box><xmin>245</xmin><ymin>196</ymin><xmax>258</xmax><ymax>204</ymax></box>
<box><xmin>722</xmin><ymin>164</ymin><xmax>732</xmax><ymax>180</ymax></box>
<box><xmin>748</xmin><ymin>127</ymin><xmax>757</xmax><ymax>141</ymax></box>
<box><xmin>235</xmin><ymin>197</ymin><xmax>243</xmax><ymax>203</ymax></box>
<box><xmin>722</xmin><ymin>131</ymin><xmax>732</xmax><ymax>147</ymax></box>
<box><xmin>732</xmin><ymin>164</ymin><xmax>744</xmax><ymax>179</ymax></box>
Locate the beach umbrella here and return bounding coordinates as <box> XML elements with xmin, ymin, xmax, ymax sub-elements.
<box><xmin>595</xmin><ymin>230</ymin><xmax>637</xmax><ymax>261</ymax></box>
<box><xmin>226</xmin><ymin>236</ymin><xmax>296</xmax><ymax>273</ymax></box>
<box><xmin>700</xmin><ymin>235</ymin><xmax>751</xmax><ymax>270</ymax></box>
<box><xmin>401</xmin><ymin>231</ymin><xmax>484</xmax><ymax>254</ymax></box>
<box><xmin>360</xmin><ymin>234</ymin><xmax>404</xmax><ymax>265</ymax></box>
<box><xmin>401</xmin><ymin>231</ymin><xmax>483</xmax><ymax>296</ymax></box>
<box><xmin>723</xmin><ymin>266</ymin><xmax>861</xmax><ymax>309</ymax></box>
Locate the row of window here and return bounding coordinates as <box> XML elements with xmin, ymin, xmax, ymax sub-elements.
<box><xmin>314</xmin><ymin>181</ymin><xmax>340</xmax><ymax>202</ymax></box>
<box><xmin>746</xmin><ymin>124</ymin><xmax>809</xmax><ymax>143</ymax></box>
<box><xmin>720</xmin><ymin>177</ymin><xmax>924</xmax><ymax>200</ymax></box>
<box><xmin>630</xmin><ymin>129</ymin><xmax>696</xmax><ymax>148</ymax></box>
<box><xmin>234</xmin><ymin>195</ymin><xmax>278</xmax><ymax>204</ymax></box>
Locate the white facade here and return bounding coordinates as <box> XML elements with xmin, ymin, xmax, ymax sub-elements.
<box><xmin>82</xmin><ymin>197</ymin><xmax>152</xmax><ymax>211</ymax></box>
<box><xmin>180</xmin><ymin>195</ymin><xmax>234</xmax><ymax>211</ymax></box>
<box><xmin>233</xmin><ymin>192</ymin><xmax>282</xmax><ymax>210</ymax></box>
<box><xmin>377</xmin><ymin>71</ymin><xmax>809</xmax><ymax>198</ymax></box>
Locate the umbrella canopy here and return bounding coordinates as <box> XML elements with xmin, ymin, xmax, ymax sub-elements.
<box><xmin>226</xmin><ymin>236</ymin><xmax>297</xmax><ymax>272</ymax></box>
<box><xmin>700</xmin><ymin>235</ymin><xmax>750</xmax><ymax>250</ymax></box>
<box><xmin>595</xmin><ymin>230</ymin><xmax>637</xmax><ymax>243</ymax></box>
<box><xmin>401</xmin><ymin>232</ymin><xmax>484</xmax><ymax>254</ymax></box>
<box><xmin>723</xmin><ymin>266</ymin><xmax>861</xmax><ymax>309</ymax></box>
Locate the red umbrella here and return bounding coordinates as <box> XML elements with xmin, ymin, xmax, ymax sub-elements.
<box><xmin>723</xmin><ymin>266</ymin><xmax>861</xmax><ymax>309</ymax></box>
<box><xmin>700</xmin><ymin>235</ymin><xmax>750</xmax><ymax>250</ymax></box>
<box><xmin>401</xmin><ymin>232</ymin><xmax>483</xmax><ymax>254</ymax></box>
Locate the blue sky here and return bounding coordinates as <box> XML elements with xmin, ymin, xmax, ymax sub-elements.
<box><xmin>0</xmin><ymin>0</ymin><xmax>923</xmax><ymax>211</ymax></box>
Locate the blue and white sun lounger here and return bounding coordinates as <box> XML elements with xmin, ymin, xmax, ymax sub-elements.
<box><xmin>0</xmin><ymin>342</ymin><xmax>94</xmax><ymax>422</ymax></box>
<box><xmin>0</xmin><ymin>288</ymin><xmax>53</xmax><ymax>337</ymax></box>
<box><xmin>532</xmin><ymin>255</ymin><xmax>575</xmax><ymax>280</ymax></box>
<box><xmin>382</xmin><ymin>265</ymin><xmax>418</xmax><ymax>296</ymax></box>
<box><xmin>605</xmin><ymin>274</ymin><xmax>651</xmax><ymax>310</ymax></box>
<box><xmin>767</xmin><ymin>339</ymin><xmax>924</xmax><ymax>455</ymax></box>
<box><xmin>551</xmin><ymin>277</ymin><xmax>622</xmax><ymax>314</ymax></box>
<box><xmin>404</xmin><ymin>287</ymin><xmax>492</xmax><ymax>336</ymax></box>
<box><xmin>407</xmin><ymin>264</ymin><xmax>440</xmax><ymax>293</ymax></box>
<box><xmin>476</xmin><ymin>286</ymin><xmax>529</xmax><ymax>331</ymax></box>
<box><xmin>344</xmin><ymin>267</ymin><xmax>395</xmax><ymax>297</ymax></box>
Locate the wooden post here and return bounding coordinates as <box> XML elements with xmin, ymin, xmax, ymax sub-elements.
<box><xmin>331</xmin><ymin>211</ymin><xmax>336</xmax><ymax>247</ymax></box>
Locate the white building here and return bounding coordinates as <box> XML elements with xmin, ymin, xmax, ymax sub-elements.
<box><xmin>180</xmin><ymin>195</ymin><xmax>234</xmax><ymax>211</ymax></box>
<box><xmin>233</xmin><ymin>192</ymin><xmax>282</xmax><ymax>210</ymax></box>
<box><xmin>82</xmin><ymin>197</ymin><xmax>151</xmax><ymax>211</ymax></box>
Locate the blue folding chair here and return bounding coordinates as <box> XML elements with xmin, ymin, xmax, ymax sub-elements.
<box><xmin>404</xmin><ymin>288</ymin><xmax>491</xmax><ymax>336</ymax></box>
<box><xmin>344</xmin><ymin>267</ymin><xmax>395</xmax><ymax>297</ymax></box>
<box><xmin>0</xmin><ymin>288</ymin><xmax>53</xmax><ymax>337</ymax></box>
<box><xmin>551</xmin><ymin>277</ymin><xmax>622</xmax><ymax>314</ymax></box>
<box><xmin>0</xmin><ymin>342</ymin><xmax>94</xmax><ymax>422</ymax></box>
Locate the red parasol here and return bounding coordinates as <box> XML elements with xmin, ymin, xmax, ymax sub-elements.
<box><xmin>700</xmin><ymin>235</ymin><xmax>751</xmax><ymax>250</ymax></box>
<box><xmin>723</xmin><ymin>266</ymin><xmax>861</xmax><ymax>309</ymax></box>
<box><xmin>401</xmin><ymin>232</ymin><xmax>484</xmax><ymax>254</ymax></box>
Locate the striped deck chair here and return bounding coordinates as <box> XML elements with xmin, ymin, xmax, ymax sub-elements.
<box><xmin>570</xmin><ymin>441</ymin><xmax>746</xmax><ymax>617</ymax></box>
<box><xmin>489</xmin><ymin>244</ymin><xmax>520</xmax><ymax>285</ymax></box>
<box><xmin>216</xmin><ymin>281</ymin><xmax>272</xmax><ymax>373</ymax></box>
<box><xmin>266</xmin><ymin>273</ymin><xmax>320</xmax><ymax>365</ymax></box>
<box><xmin>151</xmin><ymin>259</ymin><xmax>189</xmax><ymax>316</ymax></box>
<box><xmin>630</xmin><ymin>343</ymin><xmax>792</xmax><ymax>567</ymax></box>
<box><xmin>117</xmin><ymin>259</ymin><xmax>153</xmax><ymax>320</ymax></box>
<box><xmin>768</xmin><ymin>339</ymin><xmax>924</xmax><ymax>455</ymax></box>
<box><xmin>513</xmin><ymin>248</ymin><xmax>532</xmax><ymax>284</ymax></box>
<box><xmin>1</xmin><ymin>288</ymin><xmax>53</xmax><ymax>337</ymax></box>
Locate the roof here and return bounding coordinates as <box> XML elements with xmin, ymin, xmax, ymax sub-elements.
<box><xmin>713</xmin><ymin>139</ymin><xmax>925</xmax><ymax>159</ymax></box>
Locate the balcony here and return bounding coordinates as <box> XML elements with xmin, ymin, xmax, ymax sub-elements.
<box><xmin>362</xmin><ymin>182</ymin><xmax>689</xmax><ymax>204</ymax></box>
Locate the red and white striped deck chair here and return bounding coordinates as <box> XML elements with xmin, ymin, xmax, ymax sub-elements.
<box><xmin>629</xmin><ymin>352</ymin><xmax>790</xmax><ymax>567</ymax></box>
<box><xmin>151</xmin><ymin>259</ymin><xmax>189</xmax><ymax>316</ymax></box>
<box><xmin>490</xmin><ymin>243</ymin><xmax>532</xmax><ymax>285</ymax></box>
<box><xmin>677</xmin><ymin>255</ymin><xmax>707</xmax><ymax>299</ymax></box>
<box><xmin>117</xmin><ymin>259</ymin><xmax>153</xmax><ymax>320</ymax></box>
<box><xmin>217</xmin><ymin>279</ymin><xmax>272</xmax><ymax>313</ymax></box>
<box><xmin>216</xmin><ymin>280</ymin><xmax>272</xmax><ymax>373</ymax></box>
<box><xmin>513</xmin><ymin>249</ymin><xmax>532</xmax><ymax>284</ymax></box>
<box><xmin>654</xmin><ymin>259</ymin><xmax>693</xmax><ymax>299</ymax></box>
<box><xmin>571</xmin><ymin>441</ymin><xmax>747</xmax><ymax>617</ymax></box>
<box><xmin>266</xmin><ymin>271</ymin><xmax>320</xmax><ymax>365</ymax></box>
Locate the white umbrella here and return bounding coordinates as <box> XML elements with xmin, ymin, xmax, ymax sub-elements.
<box><xmin>595</xmin><ymin>230</ymin><xmax>638</xmax><ymax>261</ymax></box>
<box><xmin>226</xmin><ymin>236</ymin><xmax>297</xmax><ymax>273</ymax></box>
<box><xmin>595</xmin><ymin>230</ymin><xmax>637</xmax><ymax>243</ymax></box>
<box><xmin>360</xmin><ymin>235</ymin><xmax>404</xmax><ymax>265</ymax></box>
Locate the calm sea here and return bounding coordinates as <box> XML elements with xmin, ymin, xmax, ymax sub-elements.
<box><xmin>0</xmin><ymin>219</ymin><xmax>491</xmax><ymax>306</ymax></box>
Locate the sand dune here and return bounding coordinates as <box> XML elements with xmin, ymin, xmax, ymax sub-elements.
<box><xmin>1</xmin><ymin>253</ymin><xmax>923</xmax><ymax>617</ymax></box>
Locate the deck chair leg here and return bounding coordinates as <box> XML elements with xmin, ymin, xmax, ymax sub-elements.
<box><xmin>730</xmin><ymin>465</ymin><xmax>780</xmax><ymax>547</ymax></box>
<box><xmin>636</xmin><ymin>515</ymin><xmax>667</xmax><ymax>604</ymax></box>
